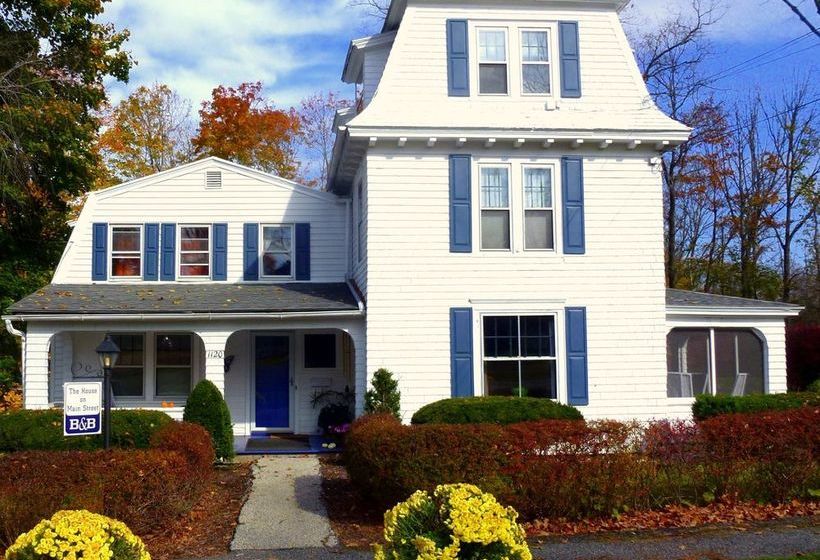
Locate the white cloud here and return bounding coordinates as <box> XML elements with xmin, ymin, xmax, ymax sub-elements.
<box><xmin>622</xmin><ymin>0</ymin><xmax>812</xmax><ymax>43</ymax></box>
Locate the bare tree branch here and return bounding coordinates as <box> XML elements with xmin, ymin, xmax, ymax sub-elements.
<box><xmin>779</xmin><ymin>0</ymin><xmax>820</xmax><ymax>38</ymax></box>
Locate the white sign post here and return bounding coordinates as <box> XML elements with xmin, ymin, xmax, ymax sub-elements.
<box><xmin>63</xmin><ymin>382</ymin><xmax>103</xmax><ymax>436</ymax></box>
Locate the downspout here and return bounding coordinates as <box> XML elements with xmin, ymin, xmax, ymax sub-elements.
<box><xmin>4</xmin><ymin>319</ymin><xmax>25</xmax><ymax>406</ymax></box>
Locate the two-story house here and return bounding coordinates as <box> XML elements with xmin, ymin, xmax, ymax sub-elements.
<box><xmin>4</xmin><ymin>0</ymin><xmax>801</xmax><ymax>441</ymax></box>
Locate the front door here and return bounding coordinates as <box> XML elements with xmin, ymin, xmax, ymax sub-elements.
<box><xmin>254</xmin><ymin>335</ymin><xmax>290</xmax><ymax>429</ymax></box>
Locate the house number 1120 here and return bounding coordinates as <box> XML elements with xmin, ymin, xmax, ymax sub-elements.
<box><xmin>207</xmin><ymin>350</ymin><xmax>225</xmax><ymax>359</ymax></box>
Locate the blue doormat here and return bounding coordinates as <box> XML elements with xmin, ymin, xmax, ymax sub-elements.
<box><xmin>237</xmin><ymin>434</ymin><xmax>342</xmax><ymax>455</ymax></box>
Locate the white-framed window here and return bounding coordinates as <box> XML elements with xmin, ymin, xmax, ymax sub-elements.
<box><xmin>479</xmin><ymin>165</ymin><xmax>511</xmax><ymax>250</ymax></box>
<box><xmin>110</xmin><ymin>333</ymin><xmax>145</xmax><ymax>398</ymax></box>
<box><xmin>666</xmin><ymin>328</ymin><xmax>766</xmax><ymax>398</ymax></box>
<box><xmin>357</xmin><ymin>181</ymin><xmax>365</xmax><ymax>262</ymax></box>
<box><xmin>482</xmin><ymin>315</ymin><xmax>557</xmax><ymax>398</ymax></box>
<box><xmin>477</xmin><ymin>27</ymin><xmax>509</xmax><ymax>95</ymax></box>
<box><xmin>260</xmin><ymin>224</ymin><xmax>293</xmax><ymax>278</ymax></box>
<box><xmin>520</xmin><ymin>29</ymin><xmax>551</xmax><ymax>95</ymax></box>
<box><xmin>110</xmin><ymin>225</ymin><xmax>142</xmax><ymax>278</ymax></box>
<box><xmin>155</xmin><ymin>333</ymin><xmax>193</xmax><ymax>397</ymax></box>
<box><xmin>523</xmin><ymin>166</ymin><xmax>555</xmax><ymax>250</ymax></box>
<box><xmin>178</xmin><ymin>225</ymin><xmax>211</xmax><ymax>278</ymax></box>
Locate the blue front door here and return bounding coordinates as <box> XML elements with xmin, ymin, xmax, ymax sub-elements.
<box><xmin>255</xmin><ymin>335</ymin><xmax>290</xmax><ymax>429</ymax></box>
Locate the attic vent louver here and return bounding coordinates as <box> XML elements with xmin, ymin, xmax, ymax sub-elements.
<box><xmin>206</xmin><ymin>170</ymin><xmax>222</xmax><ymax>189</ymax></box>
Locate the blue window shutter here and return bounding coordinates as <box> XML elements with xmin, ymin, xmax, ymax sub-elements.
<box><xmin>559</xmin><ymin>21</ymin><xmax>582</xmax><ymax>98</ymax></box>
<box><xmin>449</xmin><ymin>154</ymin><xmax>472</xmax><ymax>253</ymax></box>
<box><xmin>450</xmin><ymin>307</ymin><xmax>474</xmax><ymax>397</ymax></box>
<box><xmin>143</xmin><ymin>223</ymin><xmax>159</xmax><ymax>281</ymax></box>
<box><xmin>447</xmin><ymin>19</ymin><xmax>470</xmax><ymax>97</ymax></box>
<box><xmin>212</xmin><ymin>223</ymin><xmax>228</xmax><ymax>281</ymax></box>
<box><xmin>160</xmin><ymin>223</ymin><xmax>176</xmax><ymax>281</ymax></box>
<box><xmin>91</xmin><ymin>223</ymin><xmax>107</xmax><ymax>281</ymax></box>
<box><xmin>562</xmin><ymin>156</ymin><xmax>585</xmax><ymax>254</ymax></box>
<box><xmin>295</xmin><ymin>223</ymin><xmax>311</xmax><ymax>281</ymax></box>
<box><xmin>243</xmin><ymin>223</ymin><xmax>259</xmax><ymax>281</ymax></box>
<box><xmin>565</xmin><ymin>307</ymin><xmax>589</xmax><ymax>405</ymax></box>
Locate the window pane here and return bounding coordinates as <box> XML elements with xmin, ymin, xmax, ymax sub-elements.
<box><xmin>481</xmin><ymin>210</ymin><xmax>510</xmax><ymax>250</ymax></box>
<box><xmin>156</xmin><ymin>334</ymin><xmax>192</xmax><ymax>366</ymax></box>
<box><xmin>666</xmin><ymin>329</ymin><xmax>710</xmax><ymax>397</ymax></box>
<box><xmin>525</xmin><ymin>210</ymin><xmax>554</xmax><ymax>250</ymax></box>
<box><xmin>715</xmin><ymin>330</ymin><xmax>764</xmax><ymax>396</ymax></box>
<box><xmin>112</xmin><ymin>228</ymin><xmax>140</xmax><ymax>252</ymax></box>
<box><xmin>523</xmin><ymin>65</ymin><xmax>550</xmax><ymax>94</ymax></box>
<box><xmin>521</xmin><ymin>31</ymin><xmax>548</xmax><ymax>62</ymax></box>
<box><xmin>304</xmin><ymin>334</ymin><xmax>337</xmax><ymax>368</ymax></box>
<box><xmin>481</xmin><ymin>167</ymin><xmax>509</xmax><ymax>208</ymax></box>
<box><xmin>262</xmin><ymin>253</ymin><xmax>292</xmax><ymax>276</ymax></box>
<box><xmin>111</xmin><ymin>335</ymin><xmax>143</xmax><ymax>366</ymax></box>
<box><xmin>479</xmin><ymin>64</ymin><xmax>508</xmax><ymax>94</ymax></box>
<box><xmin>524</xmin><ymin>168</ymin><xmax>552</xmax><ymax>208</ymax></box>
<box><xmin>111</xmin><ymin>367</ymin><xmax>143</xmax><ymax>397</ymax></box>
<box><xmin>112</xmin><ymin>257</ymin><xmax>141</xmax><ymax>277</ymax></box>
<box><xmin>181</xmin><ymin>227</ymin><xmax>209</xmax><ymax>240</ymax></box>
<box><xmin>520</xmin><ymin>316</ymin><xmax>555</xmax><ymax>357</ymax></box>
<box><xmin>180</xmin><ymin>239</ymin><xmax>209</xmax><ymax>251</ymax></box>
<box><xmin>156</xmin><ymin>367</ymin><xmax>191</xmax><ymax>396</ymax></box>
<box><xmin>479</xmin><ymin>30</ymin><xmax>506</xmax><ymax>61</ymax></box>
<box><xmin>485</xmin><ymin>360</ymin><xmax>520</xmax><ymax>396</ymax></box>
<box><xmin>180</xmin><ymin>253</ymin><xmax>209</xmax><ymax>265</ymax></box>
<box><xmin>521</xmin><ymin>360</ymin><xmax>557</xmax><ymax>398</ymax></box>
<box><xmin>483</xmin><ymin>316</ymin><xmax>518</xmax><ymax>358</ymax></box>
<box><xmin>180</xmin><ymin>265</ymin><xmax>210</xmax><ymax>276</ymax></box>
<box><xmin>264</xmin><ymin>227</ymin><xmax>292</xmax><ymax>252</ymax></box>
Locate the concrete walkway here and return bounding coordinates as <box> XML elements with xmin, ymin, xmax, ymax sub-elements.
<box><xmin>231</xmin><ymin>456</ymin><xmax>338</xmax><ymax>550</ymax></box>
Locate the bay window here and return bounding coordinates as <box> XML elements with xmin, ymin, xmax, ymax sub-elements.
<box><xmin>261</xmin><ymin>225</ymin><xmax>293</xmax><ymax>278</ymax></box>
<box><xmin>478</xmin><ymin>28</ymin><xmax>508</xmax><ymax>94</ymax></box>
<box><xmin>111</xmin><ymin>226</ymin><xmax>142</xmax><ymax>278</ymax></box>
<box><xmin>523</xmin><ymin>167</ymin><xmax>555</xmax><ymax>250</ymax></box>
<box><xmin>483</xmin><ymin>315</ymin><xmax>557</xmax><ymax>398</ymax></box>
<box><xmin>521</xmin><ymin>30</ymin><xmax>550</xmax><ymax>94</ymax></box>
<box><xmin>480</xmin><ymin>166</ymin><xmax>511</xmax><ymax>250</ymax></box>
<box><xmin>179</xmin><ymin>225</ymin><xmax>210</xmax><ymax>278</ymax></box>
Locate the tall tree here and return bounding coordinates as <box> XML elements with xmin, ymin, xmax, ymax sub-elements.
<box><xmin>0</xmin><ymin>0</ymin><xmax>131</xmax><ymax>360</ymax></box>
<box><xmin>193</xmin><ymin>82</ymin><xmax>301</xmax><ymax>179</ymax></box>
<box><xmin>98</xmin><ymin>83</ymin><xmax>194</xmax><ymax>184</ymax></box>
<box><xmin>297</xmin><ymin>91</ymin><xmax>352</xmax><ymax>188</ymax></box>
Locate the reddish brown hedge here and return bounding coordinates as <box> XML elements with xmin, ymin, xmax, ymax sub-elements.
<box><xmin>150</xmin><ymin>420</ymin><xmax>215</xmax><ymax>472</ymax></box>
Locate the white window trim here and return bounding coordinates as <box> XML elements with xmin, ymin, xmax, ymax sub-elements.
<box><xmin>521</xmin><ymin>164</ymin><xmax>557</xmax><ymax>252</ymax></box>
<box><xmin>177</xmin><ymin>224</ymin><xmax>212</xmax><ymax>281</ymax></box>
<box><xmin>154</xmin><ymin>332</ymin><xmax>194</xmax><ymax>400</ymax></box>
<box><xmin>478</xmin><ymin>163</ymin><xmax>513</xmax><ymax>252</ymax></box>
<box><xmin>259</xmin><ymin>223</ymin><xmax>295</xmax><ymax>281</ymax></box>
<box><xmin>519</xmin><ymin>27</ymin><xmax>554</xmax><ymax>97</ymax></box>
<box><xmin>109</xmin><ymin>224</ymin><xmax>143</xmax><ymax>280</ymax></box>
<box><xmin>476</xmin><ymin>26</ymin><xmax>510</xmax><ymax>96</ymax></box>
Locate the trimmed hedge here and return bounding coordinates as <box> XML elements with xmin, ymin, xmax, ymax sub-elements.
<box><xmin>411</xmin><ymin>396</ymin><xmax>583</xmax><ymax>425</ymax></box>
<box><xmin>345</xmin><ymin>408</ymin><xmax>819</xmax><ymax>520</ymax></box>
<box><xmin>184</xmin><ymin>380</ymin><xmax>234</xmax><ymax>460</ymax></box>
<box><xmin>0</xmin><ymin>408</ymin><xmax>173</xmax><ymax>452</ymax></box>
<box><xmin>692</xmin><ymin>392</ymin><xmax>820</xmax><ymax>420</ymax></box>
<box><xmin>0</xmin><ymin>420</ymin><xmax>214</xmax><ymax>548</ymax></box>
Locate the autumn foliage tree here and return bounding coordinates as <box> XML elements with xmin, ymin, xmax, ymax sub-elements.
<box><xmin>193</xmin><ymin>82</ymin><xmax>300</xmax><ymax>179</ymax></box>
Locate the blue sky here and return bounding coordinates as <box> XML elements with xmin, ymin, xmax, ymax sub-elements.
<box><xmin>99</xmin><ymin>0</ymin><xmax>819</xmax><ymax>112</ymax></box>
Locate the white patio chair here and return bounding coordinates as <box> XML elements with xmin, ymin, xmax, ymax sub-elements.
<box><xmin>731</xmin><ymin>372</ymin><xmax>748</xmax><ymax>396</ymax></box>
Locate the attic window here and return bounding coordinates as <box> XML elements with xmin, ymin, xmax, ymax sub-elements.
<box><xmin>206</xmin><ymin>170</ymin><xmax>222</xmax><ymax>189</ymax></box>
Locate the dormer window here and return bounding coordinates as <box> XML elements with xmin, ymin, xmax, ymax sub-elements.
<box><xmin>111</xmin><ymin>225</ymin><xmax>142</xmax><ymax>278</ymax></box>
<box><xmin>179</xmin><ymin>225</ymin><xmax>211</xmax><ymax>278</ymax></box>
<box><xmin>477</xmin><ymin>28</ymin><xmax>508</xmax><ymax>95</ymax></box>
<box><xmin>521</xmin><ymin>30</ymin><xmax>550</xmax><ymax>95</ymax></box>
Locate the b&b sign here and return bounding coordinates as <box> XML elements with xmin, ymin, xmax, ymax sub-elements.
<box><xmin>63</xmin><ymin>382</ymin><xmax>103</xmax><ymax>436</ymax></box>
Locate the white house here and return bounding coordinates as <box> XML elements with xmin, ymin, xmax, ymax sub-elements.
<box><xmin>4</xmin><ymin>0</ymin><xmax>801</xmax><ymax>439</ymax></box>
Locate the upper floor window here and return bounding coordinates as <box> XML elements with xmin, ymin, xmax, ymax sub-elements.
<box><xmin>523</xmin><ymin>167</ymin><xmax>555</xmax><ymax>250</ymax></box>
<box><xmin>521</xmin><ymin>29</ymin><xmax>550</xmax><ymax>94</ymax></box>
<box><xmin>111</xmin><ymin>225</ymin><xmax>142</xmax><ymax>278</ymax></box>
<box><xmin>483</xmin><ymin>315</ymin><xmax>557</xmax><ymax>398</ymax></box>
<box><xmin>179</xmin><ymin>225</ymin><xmax>210</xmax><ymax>278</ymax></box>
<box><xmin>477</xmin><ymin>28</ymin><xmax>508</xmax><ymax>95</ymax></box>
<box><xmin>261</xmin><ymin>225</ymin><xmax>293</xmax><ymax>278</ymax></box>
<box><xmin>480</xmin><ymin>165</ymin><xmax>511</xmax><ymax>250</ymax></box>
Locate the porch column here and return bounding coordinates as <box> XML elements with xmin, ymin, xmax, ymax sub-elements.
<box><xmin>346</xmin><ymin>323</ymin><xmax>367</xmax><ymax>416</ymax></box>
<box><xmin>22</xmin><ymin>328</ymin><xmax>52</xmax><ymax>409</ymax></box>
<box><xmin>196</xmin><ymin>330</ymin><xmax>233</xmax><ymax>395</ymax></box>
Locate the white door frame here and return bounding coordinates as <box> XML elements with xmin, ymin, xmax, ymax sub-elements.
<box><xmin>250</xmin><ymin>331</ymin><xmax>296</xmax><ymax>433</ymax></box>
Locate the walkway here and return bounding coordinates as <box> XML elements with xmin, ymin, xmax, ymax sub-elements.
<box><xmin>230</xmin><ymin>456</ymin><xmax>338</xmax><ymax>550</ymax></box>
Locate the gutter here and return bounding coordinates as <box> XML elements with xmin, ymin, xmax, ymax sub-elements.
<box><xmin>5</xmin><ymin>319</ymin><xmax>25</xmax><ymax>403</ymax></box>
<box><xmin>2</xmin><ymin>309</ymin><xmax>364</xmax><ymax>322</ymax></box>
<box><xmin>666</xmin><ymin>306</ymin><xmax>803</xmax><ymax>318</ymax></box>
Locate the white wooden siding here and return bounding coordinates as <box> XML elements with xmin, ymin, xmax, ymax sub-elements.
<box><xmin>53</xmin><ymin>161</ymin><xmax>348</xmax><ymax>284</ymax></box>
<box><xmin>363</xmin><ymin>46</ymin><xmax>391</xmax><ymax>105</ymax></box>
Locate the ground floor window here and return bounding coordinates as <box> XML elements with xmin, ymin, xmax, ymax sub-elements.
<box><xmin>667</xmin><ymin>328</ymin><xmax>765</xmax><ymax>398</ymax></box>
<box><xmin>110</xmin><ymin>334</ymin><xmax>144</xmax><ymax>397</ymax></box>
<box><xmin>483</xmin><ymin>315</ymin><xmax>557</xmax><ymax>398</ymax></box>
<box><xmin>155</xmin><ymin>334</ymin><xmax>193</xmax><ymax>397</ymax></box>
<box><xmin>108</xmin><ymin>332</ymin><xmax>195</xmax><ymax>400</ymax></box>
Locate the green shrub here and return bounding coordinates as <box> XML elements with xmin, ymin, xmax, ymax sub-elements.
<box><xmin>364</xmin><ymin>368</ymin><xmax>401</xmax><ymax>419</ymax></box>
<box><xmin>692</xmin><ymin>392</ymin><xmax>820</xmax><ymax>420</ymax></box>
<box><xmin>183</xmin><ymin>380</ymin><xmax>234</xmax><ymax>460</ymax></box>
<box><xmin>808</xmin><ymin>379</ymin><xmax>820</xmax><ymax>393</ymax></box>
<box><xmin>0</xmin><ymin>408</ymin><xmax>172</xmax><ymax>452</ymax></box>
<box><xmin>411</xmin><ymin>396</ymin><xmax>583</xmax><ymax>425</ymax></box>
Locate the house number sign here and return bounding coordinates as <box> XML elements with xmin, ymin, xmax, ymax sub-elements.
<box><xmin>63</xmin><ymin>382</ymin><xmax>103</xmax><ymax>436</ymax></box>
<box><xmin>207</xmin><ymin>350</ymin><xmax>225</xmax><ymax>359</ymax></box>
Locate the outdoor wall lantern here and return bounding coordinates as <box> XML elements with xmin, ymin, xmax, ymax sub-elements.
<box><xmin>95</xmin><ymin>335</ymin><xmax>120</xmax><ymax>450</ymax></box>
<box><xmin>224</xmin><ymin>355</ymin><xmax>235</xmax><ymax>373</ymax></box>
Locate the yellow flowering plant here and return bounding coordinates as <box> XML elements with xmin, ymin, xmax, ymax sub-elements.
<box><xmin>373</xmin><ymin>483</ymin><xmax>531</xmax><ymax>560</ymax></box>
<box><xmin>5</xmin><ymin>510</ymin><xmax>150</xmax><ymax>560</ymax></box>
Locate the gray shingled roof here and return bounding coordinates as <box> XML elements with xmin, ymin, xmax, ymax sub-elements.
<box><xmin>666</xmin><ymin>288</ymin><xmax>801</xmax><ymax>310</ymax></box>
<box><xmin>7</xmin><ymin>283</ymin><xmax>360</xmax><ymax>315</ymax></box>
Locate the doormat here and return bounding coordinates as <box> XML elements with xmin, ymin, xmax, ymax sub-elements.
<box><xmin>239</xmin><ymin>434</ymin><xmax>342</xmax><ymax>455</ymax></box>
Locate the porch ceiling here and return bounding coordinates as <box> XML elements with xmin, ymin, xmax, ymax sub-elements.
<box><xmin>6</xmin><ymin>283</ymin><xmax>360</xmax><ymax>316</ymax></box>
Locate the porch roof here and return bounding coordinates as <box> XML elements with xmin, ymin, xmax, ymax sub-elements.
<box><xmin>6</xmin><ymin>283</ymin><xmax>361</xmax><ymax>317</ymax></box>
<box><xmin>666</xmin><ymin>289</ymin><xmax>802</xmax><ymax>315</ymax></box>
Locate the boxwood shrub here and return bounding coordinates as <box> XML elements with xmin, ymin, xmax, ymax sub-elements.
<box><xmin>184</xmin><ymin>379</ymin><xmax>234</xmax><ymax>460</ymax></box>
<box><xmin>411</xmin><ymin>396</ymin><xmax>583</xmax><ymax>425</ymax></box>
<box><xmin>692</xmin><ymin>392</ymin><xmax>820</xmax><ymax>420</ymax></box>
<box><xmin>0</xmin><ymin>408</ymin><xmax>172</xmax><ymax>452</ymax></box>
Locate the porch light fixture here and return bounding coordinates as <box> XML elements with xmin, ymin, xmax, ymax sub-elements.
<box><xmin>96</xmin><ymin>335</ymin><xmax>120</xmax><ymax>450</ymax></box>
